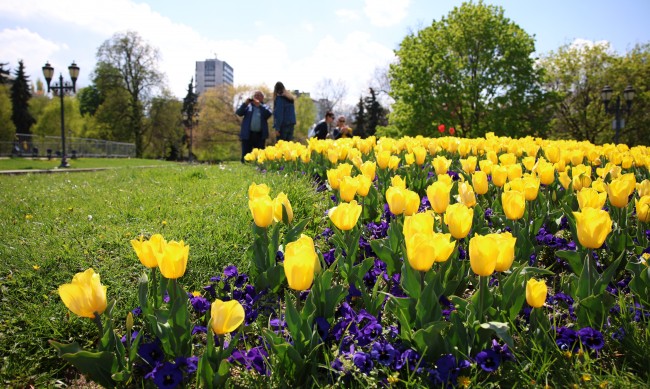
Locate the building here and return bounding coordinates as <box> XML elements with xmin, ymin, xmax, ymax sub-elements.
<box><xmin>195</xmin><ymin>57</ymin><xmax>233</xmax><ymax>94</ymax></box>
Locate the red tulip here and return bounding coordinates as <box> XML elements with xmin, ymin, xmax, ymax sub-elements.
<box><xmin>438</xmin><ymin>124</ymin><xmax>445</xmax><ymax>133</ymax></box>
<box><xmin>449</xmin><ymin>127</ymin><xmax>456</xmax><ymax>135</ymax></box>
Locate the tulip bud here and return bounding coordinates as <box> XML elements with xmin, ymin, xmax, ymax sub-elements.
<box><xmin>469</xmin><ymin>234</ymin><xmax>498</xmax><ymax>276</ymax></box>
<box><xmin>526</xmin><ymin>278</ymin><xmax>547</xmax><ymax>308</ymax></box>
<box><xmin>249</xmin><ymin>195</ymin><xmax>274</xmax><ymax>228</ymax></box>
<box><xmin>426</xmin><ymin>181</ymin><xmax>452</xmax><ymax>214</ymax></box>
<box><xmin>284</xmin><ymin>235</ymin><xmax>320</xmax><ymax>291</ymax></box>
<box><xmin>502</xmin><ymin>190</ymin><xmax>526</xmax><ymax>220</ymax></box>
<box><xmin>126</xmin><ymin>312</ymin><xmax>134</xmax><ymax>333</ymax></box>
<box><xmin>158</xmin><ymin>240</ymin><xmax>190</xmax><ymax>279</ymax></box>
<box><xmin>210</xmin><ymin>299</ymin><xmax>245</xmax><ymax>335</ymax></box>
<box><xmin>444</xmin><ymin>203</ymin><xmax>474</xmax><ymax>239</ymax></box>
<box><xmin>472</xmin><ymin>171</ymin><xmax>489</xmax><ymax>195</ymax></box>
<box><xmin>573</xmin><ymin>208</ymin><xmax>612</xmax><ymax>249</ymax></box>
<box><xmin>329</xmin><ymin>200</ymin><xmax>362</xmax><ymax>231</ymax></box>
<box><xmin>636</xmin><ymin>195</ymin><xmax>650</xmax><ymax>223</ymax></box>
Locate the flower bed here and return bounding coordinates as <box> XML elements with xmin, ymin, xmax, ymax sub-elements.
<box><xmin>52</xmin><ymin>133</ymin><xmax>650</xmax><ymax>387</ymax></box>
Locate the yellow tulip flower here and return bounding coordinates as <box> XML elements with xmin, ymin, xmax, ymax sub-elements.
<box><xmin>460</xmin><ymin>157</ymin><xmax>477</xmax><ymax>174</ymax></box>
<box><xmin>413</xmin><ymin>146</ymin><xmax>427</xmax><ymax>166</ymax></box>
<box><xmin>458</xmin><ymin>182</ymin><xmax>477</xmax><ymax>208</ymax></box>
<box><xmin>636</xmin><ymin>195</ymin><xmax>650</xmax><ymax>223</ymax></box>
<box><xmin>59</xmin><ymin>268</ymin><xmax>108</xmax><ymax>318</ymax></box>
<box><xmin>386</xmin><ymin>186</ymin><xmax>407</xmax><ymax>215</ymax></box>
<box><xmin>249</xmin><ymin>195</ymin><xmax>274</xmax><ymax>228</ymax></box>
<box><xmin>376</xmin><ymin>150</ymin><xmax>391</xmax><ymax>169</ymax></box>
<box><xmin>636</xmin><ymin>179</ymin><xmax>650</xmax><ymax>197</ymax></box>
<box><xmin>426</xmin><ymin>180</ymin><xmax>452</xmax><ymax>214</ymax></box>
<box><xmin>339</xmin><ymin>176</ymin><xmax>360</xmax><ymax>202</ymax></box>
<box><xmin>444</xmin><ymin>203</ymin><xmax>474</xmax><ymax>239</ymax></box>
<box><xmin>472</xmin><ymin>171</ymin><xmax>489</xmax><ymax>195</ymax></box>
<box><xmin>535</xmin><ymin>160</ymin><xmax>556</xmax><ymax>186</ymax></box>
<box><xmin>507</xmin><ymin>164</ymin><xmax>523</xmax><ymax>181</ymax></box>
<box><xmin>522</xmin><ymin>175</ymin><xmax>540</xmax><ymax>201</ymax></box>
<box><xmin>526</xmin><ymin>278</ymin><xmax>547</xmax><ymax>308</ymax></box>
<box><xmin>491</xmin><ymin>165</ymin><xmax>508</xmax><ymax>187</ymax></box>
<box><xmin>356</xmin><ymin>174</ymin><xmax>372</xmax><ymax>197</ymax></box>
<box><xmin>406</xmin><ymin>232</ymin><xmax>455</xmax><ymax>271</ymax></box>
<box><xmin>360</xmin><ymin>161</ymin><xmax>377</xmax><ymax>180</ymax></box>
<box><xmin>388</xmin><ymin>155</ymin><xmax>401</xmax><ymax>171</ymax></box>
<box><xmin>158</xmin><ymin>240</ymin><xmax>189</xmax><ymax>279</ymax></box>
<box><xmin>248</xmin><ymin>183</ymin><xmax>270</xmax><ymax>201</ymax></box>
<box><xmin>479</xmin><ymin>159</ymin><xmax>494</xmax><ymax>175</ymax></box>
<box><xmin>469</xmin><ymin>234</ymin><xmax>498</xmax><ymax>276</ymax></box>
<box><xmin>403</xmin><ymin>212</ymin><xmax>435</xmax><ymax>238</ymax></box>
<box><xmin>210</xmin><ymin>299</ymin><xmax>245</xmax><ymax>335</ymax></box>
<box><xmin>576</xmin><ymin>188</ymin><xmax>607</xmax><ymax>210</ymax></box>
<box><xmin>502</xmin><ymin>190</ymin><xmax>526</xmax><ymax>220</ymax></box>
<box><xmin>432</xmin><ymin>156</ymin><xmax>452</xmax><ymax>175</ymax></box>
<box><xmin>490</xmin><ymin>232</ymin><xmax>517</xmax><ymax>272</ymax></box>
<box><xmin>329</xmin><ymin>200</ymin><xmax>362</xmax><ymax>231</ymax></box>
<box><xmin>607</xmin><ymin>177</ymin><xmax>635</xmax><ymax>208</ymax></box>
<box><xmin>130</xmin><ymin>233</ymin><xmax>165</xmax><ymax>268</ymax></box>
<box><xmin>391</xmin><ymin>175</ymin><xmax>407</xmax><ymax>189</ymax></box>
<box><xmin>404</xmin><ymin>189</ymin><xmax>421</xmax><ymax>216</ymax></box>
<box><xmin>573</xmin><ymin>208</ymin><xmax>612</xmax><ymax>249</ymax></box>
<box><xmin>284</xmin><ymin>234</ymin><xmax>321</xmax><ymax>291</ymax></box>
<box><xmin>273</xmin><ymin>192</ymin><xmax>294</xmax><ymax>224</ymax></box>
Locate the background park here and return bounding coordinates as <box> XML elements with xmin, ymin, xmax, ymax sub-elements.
<box><xmin>1</xmin><ymin>1</ymin><xmax>650</xmax><ymax>388</ymax></box>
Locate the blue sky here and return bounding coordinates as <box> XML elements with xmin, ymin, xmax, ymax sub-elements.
<box><xmin>1</xmin><ymin>0</ymin><xmax>649</xmax><ymax>106</ymax></box>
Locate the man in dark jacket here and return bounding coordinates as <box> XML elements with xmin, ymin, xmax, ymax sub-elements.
<box><xmin>313</xmin><ymin>111</ymin><xmax>335</xmax><ymax>140</ymax></box>
<box><xmin>236</xmin><ymin>91</ymin><xmax>272</xmax><ymax>163</ymax></box>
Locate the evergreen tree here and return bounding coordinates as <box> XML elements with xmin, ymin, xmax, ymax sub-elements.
<box><xmin>364</xmin><ymin>88</ymin><xmax>387</xmax><ymax>137</ymax></box>
<box><xmin>182</xmin><ymin>77</ymin><xmax>198</xmax><ymax>120</ymax></box>
<box><xmin>353</xmin><ymin>97</ymin><xmax>366</xmax><ymax>138</ymax></box>
<box><xmin>10</xmin><ymin>60</ymin><xmax>35</xmax><ymax>134</ymax></box>
<box><xmin>0</xmin><ymin>63</ymin><xmax>10</xmax><ymax>84</ymax></box>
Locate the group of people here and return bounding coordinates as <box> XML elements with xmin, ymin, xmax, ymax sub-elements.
<box><xmin>235</xmin><ymin>81</ymin><xmax>352</xmax><ymax>162</ymax></box>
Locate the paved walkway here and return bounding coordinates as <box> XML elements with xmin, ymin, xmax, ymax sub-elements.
<box><xmin>0</xmin><ymin>167</ymin><xmax>111</xmax><ymax>175</ymax></box>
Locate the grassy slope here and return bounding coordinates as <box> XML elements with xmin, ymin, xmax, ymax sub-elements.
<box><xmin>0</xmin><ymin>157</ymin><xmax>177</xmax><ymax>171</ymax></box>
<box><xmin>0</xmin><ymin>163</ymin><xmax>328</xmax><ymax>385</ymax></box>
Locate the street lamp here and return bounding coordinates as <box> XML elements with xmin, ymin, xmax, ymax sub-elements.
<box><xmin>600</xmin><ymin>84</ymin><xmax>635</xmax><ymax>145</ymax></box>
<box><xmin>183</xmin><ymin>110</ymin><xmax>199</xmax><ymax>163</ymax></box>
<box><xmin>42</xmin><ymin>61</ymin><xmax>79</xmax><ymax>168</ymax></box>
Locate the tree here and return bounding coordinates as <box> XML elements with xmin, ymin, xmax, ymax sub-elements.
<box><xmin>389</xmin><ymin>1</ymin><xmax>547</xmax><ymax>138</ymax></box>
<box><xmin>96</xmin><ymin>31</ymin><xmax>163</xmax><ymax>157</ymax></box>
<box><xmin>314</xmin><ymin>78</ymin><xmax>348</xmax><ymax>111</ymax></box>
<box><xmin>77</xmin><ymin>85</ymin><xmax>104</xmax><ymax>116</ymax></box>
<box><xmin>31</xmin><ymin>96</ymin><xmax>84</xmax><ymax>138</ymax></box>
<box><xmin>148</xmin><ymin>91</ymin><xmax>183</xmax><ymax>159</ymax></box>
<box><xmin>0</xmin><ymin>84</ymin><xmax>15</xmax><ymax>141</ymax></box>
<box><xmin>353</xmin><ymin>97</ymin><xmax>366</xmax><ymax>138</ymax></box>
<box><xmin>364</xmin><ymin>88</ymin><xmax>388</xmax><ymax>137</ymax></box>
<box><xmin>0</xmin><ymin>63</ymin><xmax>10</xmax><ymax>84</ymax></box>
<box><xmin>539</xmin><ymin>42</ymin><xmax>650</xmax><ymax>146</ymax></box>
<box><xmin>294</xmin><ymin>95</ymin><xmax>317</xmax><ymax>141</ymax></box>
<box><xmin>10</xmin><ymin>60</ymin><xmax>35</xmax><ymax>134</ymax></box>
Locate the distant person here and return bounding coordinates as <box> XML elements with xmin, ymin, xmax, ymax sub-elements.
<box><xmin>272</xmin><ymin>81</ymin><xmax>296</xmax><ymax>141</ymax></box>
<box><xmin>313</xmin><ymin>111</ymin><xmax>335</xmax><ymax>140</ymax></box>
<box><xmin>332</xmin><ymin>115</ymin><xmax>353</xmax><ymax>140</ymax></box>
<box><xmin>236</xmin><ymin>90</ymin><xmax>272</xmax><ymax>163</ymax></box>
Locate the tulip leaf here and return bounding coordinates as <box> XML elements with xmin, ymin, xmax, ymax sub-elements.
<box><xmin>415</xmin><ymin>276</ymin><xmax>442</xmax><ymax>327</ymax></box>
<box><xmin>479</xmin><ymin>321</ymin><xmax>514</xmax><ymax>349</ymax></box>
<box><xmin>593</xmin><ymin>251</ymin><xmax>623</xmax><ymax>296</ymax></box>
<box><xmin>138</xmin><ymin>272</ymin><xmax>150</xmax><ymax>314</ymax></box>
<box><xmin>412</xmin><ymin>321</ymin><xmax>451</xmax><ymax>358</ymax></box>
<box><xmin>576</xmin><ymin>294</ymin><xmax>615</xmax><ymax>328</ymax></box>
<box><xmin>575</xmin><ymin>254</ymin><xmax>598</xmax><ymax>300</ymax></box>
<box><xmin>387</xmin><ymin>296</ymin><xmax>415</xmax><ymax>342</ymax></box>
<box><xmin>555</xmin><ymin>250</ymin><xmax>583</xmax><ymax>276</ymax></box>
<box><xmin>49</xmin><ymin>341</ymin><xmax>117</xmax><ymax>389</ymax></box>
<box><xmin>369</xmin><ymin>238</ymin><xmax>401</xmax><ymax>276</ymax></box>
<box><xmin>284</xmin><ymin>218</ymin><xmax>310</xmax><ymax>244</ymax></box>
<box><xmin>400</xmin><ymin>260</ymin><xmax>422</xmax><ymax>299</ymax></box>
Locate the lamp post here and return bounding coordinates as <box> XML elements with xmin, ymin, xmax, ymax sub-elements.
<box><xmin>183</xmin><ymin>110</ymin><xmax>199</xmax><ymax>163</ymax></box>
<box><xmin>600</xmin><ymin>85</ymin><xmax>635</xmax><ymax>145</ymax></box>
<box><xmin>42</xmin><ymin>61</ymin><xmax>79</xmax><ymax>168</ymax></box>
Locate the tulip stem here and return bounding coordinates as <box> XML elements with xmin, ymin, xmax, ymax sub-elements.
<box><xmin>477</xmin><ymin>275</ymin><xmax>489</xmax><ymax>322</ymax></box>
<box><xmin>152</xmin><ymin>268</ymin><xmax>158</xmax><ymax>310</ymax></box>
<box><xmin>93</xmin><ymin>312</ymin><xmax>103</xmax><ymax>336</ymax></box>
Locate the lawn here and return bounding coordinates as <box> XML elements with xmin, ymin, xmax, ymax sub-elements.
<box><xmin>0</xmin><ymin>162</ymin><xmax>328</xmax><ymax>386</ymax></box>
<box><xmin>0</xmin><ymin>157</ymin><xmax>178</xmax><ymax>171</ymax></box>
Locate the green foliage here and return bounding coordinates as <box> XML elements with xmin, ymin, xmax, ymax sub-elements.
<box><xmin>388</xmin><ymin>1</ymin><xmax>548</xmax><ymax>138</ymax></box>
<box><xmin>10</xmin><ymin>60</ymin><xmax>35</xmax><ymax>134</ymax></box>
<box><xmin>0</xmin><ymin>84</ymin><xmax>15</xmax><ymax>141</ymax></box>
<box><xmin>77</xmin><ymin>85</ymin><xmax>104</xmax><ymax>117</ymax></box>
<box><xmin>294</xmin><ymin>94</ymin><xmax>317</xmax><ymax>141</ymax></box>
<box><xmin>31</xmin><ymin>96</ymin><xmax>85</xmax><ymax>137</ymax></box>
<box><xmin>146</xmin><ymin>92</ymin><xmax>184</xmax><ymax>160</ymax></box>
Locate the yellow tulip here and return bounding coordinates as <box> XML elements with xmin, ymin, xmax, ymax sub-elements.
<box><xmin>458</xmin><ymin>182</ymin><xmax>477</xmax><ymax>208</ymax></box>
<box><xmin>430</xmin><ymin>233</ymin><xmax>456</xmax><ymax>263</ymax></box>
<box><xmin>158</xmin><ymin>240</ymin><xmax>189</xmax><ymax>279</ymax></box>
<box><xmin>507</xmin><ymin>164</ymin><xmax>523</xmax><ymax>181</ymax></box>
<box><xmin>444</xmin><ymin>203</ymin><xmax>474</xmax><ymax>239</ymax></box>
<box><xmin>432</xmin><ymin>156</ymin><xmax>452</xmax><ymax>175</ymax></box>
<box><xmin>388</xmin><ymin>155</ymin><xmax>400</xmax><ymax>171</ymax></box>
<box><xmin>573</xmin><ymin>208</ymin><xmax>612</xmax><ymax>249</ymax></box>
<box><xmin>460</xmin><ymin>157</ymin><xmax>477</xmax><ymax>174</ymax></box>
<box><xmin>413</xmin><ymin>146</ymin><xmax>427</xmax><ymax>165</ymax></box>
<box><xmin>360</xmin><ymin>161</ymin><xmax>377</xmax><ymax>180</ymax></box>
<box><xmin>210</xmin><ymin>299</ymin><xmax>245</xmax><ymax>335</ymax></box>
<box><xmin>356</xmin><ymin>174</ymin><xmax>372</xmax><ymax>197</ymax></box>
<box><xmin>558</xmin><ymin>171</ymin><xmax>572</xmax><ymax>190</ymax></box>
<box><xmin>522</xmin><ymin>176</ymin><xmax>540</xmax><ymax>201</ymax></box>
<box><xmin>386</xmin><ymin>186</ymin><xmax>406</xmax><ymax>215</ymax></box>
<box><xmin>522</xmin><ymin>156</ymin><xmax>536</xmax><ymax>172</ymax></box>
<box><xmin>404</xmin><ymin>189</ymin><xmax>421</xmax><ymax>216</ymax></box>
<box><xmin>535</xmin><ymin>160</ymin><xmax>556</xmax><ymax>186</ymax></box>
<box><xmin>327</xmin><ymin>168</ymin><xmax>343</xmax><ymax>190</ymax></box>
<box><xmin>499</xmin><ymin>153</ymin><xmax>517</xmax><ymax>166</ymax></box>
<box><xmin>426</xmin><ymin>181</ymin><xmax>452</xmax><ymax>214</ymax></box>
<box><xmin>391</xmin><ymin>175</ymin><xmax>407</xmax><ymax>189</ymax></box>
<box><xmin>130</xmin><ymin>233</ymin><xmax>165</xmax><ymax>268</ymax></box>
<box><xmin>339</xmin><ymin>176</ymin><xmax>359</xmax><ymax>202</ymax></box>
<box><xmin>636</xmin><ymin>179</ymin><xmax>650</xmax><ymax>197</ymax></box>
<box><xmin>249</xmin><ymin>195</ymin><xmax>274</xmax><ymax>228</ymax></box>
<box><xmin>376</xmin><ymin>150</ymin><xmax>391</xmax><ymax>169</ymax></box>
<box><xmin>526</xmin><ymin>278</ymin><xmax>547</xmax><ymax>308</ymax></box>
<box><xmin>577</xmin><ymin>188</ymin><xmax>607</xmax><ymax>210</ymax></box>
<box><xmin>403</xmin><ymin>212</ymin><xmax>435</xmax><ymax>238</ymax></box>
<box><xmin>406</xmin><ymin>232</ymin><xmax>455</xmax><ymax>271</ymax></box>
<box><xmin>544</xmin><ymin>145</ymin><xmax>560</xmax><ymax>163</ymax></box>
<box><xmin>607</xmin><ymin>177</ymin><xmax>635</xmax><ymax>208</ymax></box>
<box><xmin>502</xmin><ymin>190</ymin><xmax>526</xmax><ymax>220</ymax></box>
<box><xmin>329</xmin><ymin>200</ymin><xmax>362</xmax><ymax>231</ymax></box>
<box><xmin>479</xmin><ymin>159</ymin><xmax>494</xmax><ymax>175</ymax></box>
<box><xmin>469</xmin><ymin>234</ymin><xmax>498</xmax><ymax>276</ymax></box>
<box><xmin>58</xmin><ymin>268</ymin><xmax>108</xmax><ymax>318</ymax></box>
<box><xmin>472</xmin><ymin>171</ymin><xmax>489</xmax><ymax>195</ymax></box>
<box><xmin>571</xmin><ymin>174</ymin><xmax>591</xmax><ymax>192</ymax></box>
<box><xmin>636</xmin><ymin>195</ymin><xmax>650</xmax><ymax>223</ymax></box>
<box><xmin>404</xmin><ymin>152</ymin><xmax>415</xmax><ymax>166</ymax></box>
<box><xmin>491</xmin><ymin>165</ymin><xmax>508</xmax><ymax>187</ymax></box>
<box><xmin>248</xmin><ymin>183</ymin><xmax>270</xmax><ymax>200</ymax></box>
<box><xmin>489</xmin><ymin>232</ymin><xmax>517</xmax><ymax>272</ymax></box>
<box><xmin>273</xmin><ymin>192</ymin><xmax>294</xmax><ymax>224</ymax></box>
<box><xmin>284</xmin><ymin>235</ymin><xmax>320</xmax><ymax>291</ymax></box>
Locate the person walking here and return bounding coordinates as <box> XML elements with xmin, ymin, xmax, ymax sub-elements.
<box><xmin>272</xmin><ymin>82</ymin><xmax>296</xmax><ymax>142</ymax></box>
<box><xmin>236</xmin><ymin>90</ymin><xmax>272</xmax><ymax>163</ymax></box>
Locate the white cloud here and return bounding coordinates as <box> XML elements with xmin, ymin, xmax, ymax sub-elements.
<box><xmin>364</xmin><ymin>0</ymin><xmax>410</xmax><ymax>27</ymax></box>
<box><xmin>335</xmin><ymin>9</ymin><xmax>360</xmax><ymax>21</ymax></box>
<box><xmin>0</xmin><ymin>28</ymin><xmax>62</xmax><ymax>74</ymax></box>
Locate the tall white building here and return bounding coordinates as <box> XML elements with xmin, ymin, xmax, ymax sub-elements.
<box><xmin>195</xmin><ymin>57</ymin><xmax>233</xmax><ymax>94</ymax></box>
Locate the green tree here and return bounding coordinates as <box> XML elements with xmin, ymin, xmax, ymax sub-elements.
<box><xmin>77</xmin><ymin>85</ymin><xmax>104</xmax><ymax>116</ymax></box>
<box><xmin>0</xmin><ymin>63</ymin><xmax>10</xmax><ymax>84</ymax></box>
<box><xmin>31</xmin><ymin>96</ymin><xmax>84</xmax><ymax>138</ymax></box>
<box><xmin>0</xmin><ymin>85</ymin><xmax>16</xmax><ymax>141</ymax></box>
<box><xmin>389</xmin><ymin>1</ymin><xmax>547</xmax><ymax>138</ymax></box>
<box><xmin>353</xmin><ymin>97</ymin><xmax>366</xmax><ymax>138</ymax></box>
<box><xmin>294</xmin><ymin>94</ymin><xmax>317</xmax><ymax>141</ymax></box>
<box><xmin>10</xmin><ymin>60</ymin><xmax>35</xmax><ymax>134</ymax></box>
<box><xmin>539</xmin><ymin>42</ymin><xmax>649</xmax><ymax>146</ymax></box>
<box><xmin>147</xmin><ymin>91</ymin><xmax>183</xmax><ymax>159</ymax></box>
<box><xmin>364</xmin><ymin>87</ymin><xmax>387</xmax><ymax>137</ymax></box>
<box><xmin>96</xmin><ymin>31</ymin><xmax>163</xmax><ymax>157</ymax></box>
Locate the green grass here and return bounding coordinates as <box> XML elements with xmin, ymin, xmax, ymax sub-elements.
<box><xmin>0</xmin><ymin>157</ymin><xmax>178</xmax><ymax>171</ymax></box>
<box><xmin>0</xmin><ymin>163</ymin><xmax>329</xmax><ymax>386</ymax></box>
